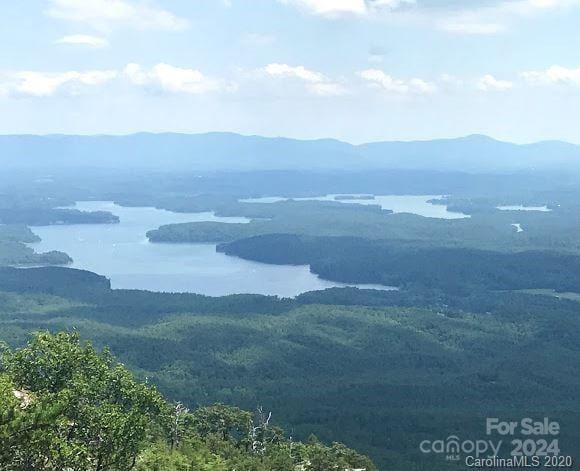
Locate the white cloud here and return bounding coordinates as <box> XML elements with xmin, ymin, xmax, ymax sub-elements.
<box><xmin>124</xmin><ymin>63</ymin><xmax>224</xmax><ymax>94</ymax></box>
<box><xmin>372</xmin><ymin>0</ymin><xmax>414</xmax><ymax>7</ymax></box>
<box><xmin>264</xmin><ymin>63</ymin><xmax>325</xmax><ymax>82</ymax></box>
<box><xmin>513</xmin><ymin>0</ymin><xmax>580</xmax><ymax>12</ymax></box>
<box><xmin>521</xmin><ymin>65</ymin><xmax>580</xmax><ymax>85</ymax></box>
<box><xmin>528</xmin><ymin>0</ymin><xmax>559</xmax><ymax>7</ymax></box>
<box><xmin>279</xmin><ymin>0</ymin><xmax>580</xmax><ymax>35</ymax></box>
<box><xmin>55</xmin><ymin>34</ymin><xmax>109</xmax><ymax>48</ymax></box>
<box><xmin>437</xmin><ymin>0</ymin><xmax>580</xmax><ymax>35</ymax></box>
<box><xmin>8</xmin><ymin>70</ymin><xmax>117</xmax><ymax>97</ymax></box>
<box><xmin>0</xmin><ymin>63</ymin><xmax>224</xmax><ymax>98</ymax></box>
<box><xmin>477</xmin><ymin>74</ymin><xmax>513</xmax><ymax>91</ymax></box>
<box><xmin>359</xmin><ymin>69</ymin><xmax>436</xmax><ymax>94</ymax></box>
<box><xmin>263</xmin><ymin>63</ymin><xmax>346</xmax><ymax>96</ymax></box>
<box><xmin>48</xmin><ymin>0</ymin><xmax>189</xmax><ymax>31</ymax></box>
<box><xmin>279</xmin><ymin>0</ymin><xmax>417</xmax><ymax>17</ymax></box>
<box><xmin>279</xmin><ymin>0</ymin><xmax>367</xmax><ymax>16</ymax></box>
<box><xmin>281</xmin><ymin>0</ymin><xmax>576</xmax><ymax>18</ymax></box>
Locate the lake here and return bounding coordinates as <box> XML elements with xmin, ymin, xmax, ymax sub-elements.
<box><xmin>30</xmin><ymin>201</ymin><xmax>397</xmax><ymax>297</ymax></box>
<box><xmin>497</xmin><ymin>205</ymin><xmax>551</xmax><ymax>212</ymax></box>
<box><xmin>240</xmin><ymin>194</ymin><xmax>469</xmax><ymax>219</ymax></box>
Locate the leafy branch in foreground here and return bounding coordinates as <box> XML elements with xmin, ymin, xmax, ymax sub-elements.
<box><xmin>0</xmin><ymin>331</ymin><xmax>376</xmax><ymax>471</ymax></box>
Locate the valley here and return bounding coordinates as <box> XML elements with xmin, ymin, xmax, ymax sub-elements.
<box><xmin>2</xmin><ymin>165</ymin><xmax>580</xmax><ymax>469</ymax></box>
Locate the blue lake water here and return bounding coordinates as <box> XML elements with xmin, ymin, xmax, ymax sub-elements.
<box><xmin>240</xmin><ymin>194</ymin><xmax>469</xmax><ymax>219</ymax></box>
<box><xmin>497</xmin><ymin>205</ymin><xmax>551</xmax><ymax>212</ymax></box>
<box><xmin>30</xmin><ymin>201</ymin><xmax>397</xmax><ymax>296</ymax></box>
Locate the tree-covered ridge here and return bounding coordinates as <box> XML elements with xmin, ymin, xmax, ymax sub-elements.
<box><xmin>1</xmin><ymin>267</ymin><xmax>580</xmax><ymax>469</ymax></box>
<box><xmin>217</xmin><ymin>234</ymin><xmax>580</xmax><ymax>294</ymax></box>
<box><xmin>145</xmin><ymin>195</ymin><xmax>580</xmax><ymax>254</ymax></box>
<box><xmin>0</xmin><ymin>331</ymin><xmax>376</xmax><ymax>471</ymax></box>
<box><xmin>0</xmin><ymin>242</ymin><xmax>71</xmax><ymax>267</ymax></box>
<box><xmin>0</xmin><ymin>208</ymin><xmax>119</xmax><ymax>226</ymax></box>
<box><xmin>0</xmin><ymin>225</ymin><xmax>40</xmax><ymax>244</ymax></box>
<box><xmin>0</xmin><ymin>226</ymin><xmax>71</xmax><ymax>267</ymax></box>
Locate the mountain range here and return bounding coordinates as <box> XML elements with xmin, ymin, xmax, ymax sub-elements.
<box><xmin>2</xmin><ymin>132</ymin><xmax>579</xmax><ymax>173</ymax></box>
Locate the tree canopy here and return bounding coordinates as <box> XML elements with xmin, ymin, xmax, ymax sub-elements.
<box><xmin>0</xmin><ymin>331</ymin><xmax>376</xmax><ymax>471</ymax></box>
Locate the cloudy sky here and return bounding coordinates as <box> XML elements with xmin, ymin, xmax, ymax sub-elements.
<box><xmin>1</xmin><ymin>0</ymin><xmax>580</xmax><ymax>143</ymax></box>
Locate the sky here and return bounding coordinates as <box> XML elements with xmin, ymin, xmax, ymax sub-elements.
<box><xmin>1</xmin><ymin>0</ymin><xmax>580</xmax><ymax>143</ymax></box>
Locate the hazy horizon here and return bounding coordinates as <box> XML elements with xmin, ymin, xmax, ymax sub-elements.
<box><xmin>0</xmin><ymin>131</ymin><xmax>577</xmax><ymax>147</ymax></box>
<box><xmin>2</xmin><ymin>1</ymin><xmax>580</xmax><ymax>144</ymax></box>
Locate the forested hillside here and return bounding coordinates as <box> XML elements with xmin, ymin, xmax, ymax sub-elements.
<box><xmin>218</xmin><ymin>234</ymin><xmax>580</xmax><ymax>293</ymax></box>
<box><xmin>0</xmin><ymin>331</ymin><xmax>375</xmax><ymax>471</ymax></box>
<box><xmin>1</xmin><ymin>267</ymin><xmax>580</xmax><ymax>469</ymax></box>
<box><xmin>147</xmin><ymin>196</ymin><xmax>580</xmax><ymax>253</ymax></box>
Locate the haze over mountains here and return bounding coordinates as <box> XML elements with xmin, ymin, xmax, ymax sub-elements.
<box><xmin>3</xmin><ymin>133</ymin><xmax>580</xmax><ymax>173</ymax></box>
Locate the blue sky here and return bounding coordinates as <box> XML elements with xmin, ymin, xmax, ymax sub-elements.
<box><xmin>1</xmin><ymin>0</ymin><xmax>580</xmax><ymax>143</ymax></box>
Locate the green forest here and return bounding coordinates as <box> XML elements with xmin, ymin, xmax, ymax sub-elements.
<box><xmin>217</xmin><ymin>234</ymin><xmax>580</xmax><ymax>293</ymax></box>
<box><xmin>2</xmin><ymin>171</ymin><xmax>580</xmax><ymax>469</ymax></box>
<box><xmin>0</xmin><ymin>331</ymin><xmax>375</xmax><ymax>470</ymax></box>
<box><xmin>1</xmin><ymin>267</ymin><xmax>580</xmax><ymax>469</ymax></box>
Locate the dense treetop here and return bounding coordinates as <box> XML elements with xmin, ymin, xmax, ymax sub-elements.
<box><xmin>0</xmin><ymin>331</ymin><xmax>376</xmax><ymax>471</ymax></box>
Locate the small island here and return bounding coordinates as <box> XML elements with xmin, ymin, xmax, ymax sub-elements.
<box><xmin>0</xmin><ymin>208</ymin><xmax>120</xmax><ymax>226</ymax></box>
<box><xmin>0</xmin><ymin>225</ymin><xmax>73</xmax><ymax>267</ymax></box>
<box><xmin>0</xmin><ymin>242</ymin><xmax>72</xmax><ymax>266</ymax></box>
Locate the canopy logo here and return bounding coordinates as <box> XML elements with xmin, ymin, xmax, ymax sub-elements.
<box><xmin>419</xmin><ymin>435</ymin><xmax>501</xmax><ymax>462</ymax></box>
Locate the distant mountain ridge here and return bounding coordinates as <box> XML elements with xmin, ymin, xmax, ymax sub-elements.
<box><xmin>2</xmin><ymin>132</ymin><xmax>579</xmax><ymax>173</ymax></box>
